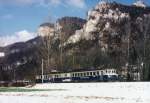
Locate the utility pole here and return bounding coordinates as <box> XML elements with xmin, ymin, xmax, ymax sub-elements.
<box><xmin>73</xmin><ymin>48</ymin><xmax>75</xmax><ymax>69</ymax></box>
<box><xmin>56</xmin><ymin>21</ymin><xmax>63</xmax><ymax>70</ymax></box>
<box><xmin>47</xmin><ymin>35</ymin><xmax>50</xmax><ymax>69</ymax></box>
<box><xmin>126</xmin><ymin>20</ymin><xmax>131</xmax><ymax>81</ymax></box>
<box><xmin>60</xmin><ymin>35</ymin><xmax>63</xmax><ymax>70</ymax></box>
<box><xmin>13</xmin><ymin>68</ymin><xmax>16</xmax><ymax>82</ymax></box>
<box><xmin>142</xmin><ymin>15</ymin><xmax>150</xmax><ymax>80</ymax></box>
<box><xmin>41</xmin><ymin>59</ymin><xmax>44</xmax><ymax>83</ymax></box>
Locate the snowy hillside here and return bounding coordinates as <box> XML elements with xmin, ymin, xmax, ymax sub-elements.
<box><xmin>0</xmin><ymin>82</ymin><xmax>149</xmax><ymax>103</ymax></box>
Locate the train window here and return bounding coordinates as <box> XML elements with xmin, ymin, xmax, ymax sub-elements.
<box><xmin>97</xmin><ymin>71</ymin><xmax>99</xmax><ymax>75</ymax></box>
<box><xmin>84</xmin><ymin>73</ymin><xmax>86</xmax><ymax>76</ymax></box>
<box><xmin>75</xmin><ymin>73</ymin><xmax>77</xmax><ymax>77</ymax></box>
<box><xmin>101</xmin><ymin>71</ymin><xmax>103</xmax><ymax>75</ymax></box>
<box><xmin>87</xmin><ymin>72</ymin><xmax>89</xmax><ymax>76</ymax></box>
<box><xmin>90</xmin><ymin>72</ymin><xmax>92</xmax><ymax>76</ymax></box>
<box><xmin>78</xmin><ymin>73</ymin><xmax>80</xmax><ymax>77</ymax></box>
<box><xmin>72</xmin><ymin>73</ymin><xmax>74</xmax><ymax>77</ymax></box>
<box><xmin>93</xmin><ymin>72</ymin><xmax>96</xmax><ymax>76</ymax></box>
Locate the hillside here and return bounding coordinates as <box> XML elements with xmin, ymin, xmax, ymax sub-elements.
<box><xmin>63</xmin><ymin>2</ymin><xmax>150</xmax><ymax>66</ymax></box>
<box><xmin>59</xmin><ymin>2</ymin><xmax>150</xmax><ymax>80</ymax></box>
<box><xmin>58</xmin><ymin>17</ymin><xmax>86</xmax><ymax>41</ymax></box>
<box><xmin>0</xmin><ymin>37</ymin><xmax>42</xmax><ymax>81</ymax></box>
<box><xmin>0</xmin><ymin>17</ymin><xmax>86</xmax><ymax>81</ymax></box>
<box><xmin>1</xmin><ymin>1</ymin><xmax>150</xmax><ymax>81</ymax></box>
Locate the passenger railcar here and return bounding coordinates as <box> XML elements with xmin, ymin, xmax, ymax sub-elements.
<box><xmin>36</xmin><ymin>69</ymin><xmax>119</xmax><ymax>83</ymax></box>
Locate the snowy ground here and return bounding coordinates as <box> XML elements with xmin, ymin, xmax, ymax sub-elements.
<box><xmin>0</xmin><ymin>82</ymin><xmax>149</xmax><ymax>103</ymax></box>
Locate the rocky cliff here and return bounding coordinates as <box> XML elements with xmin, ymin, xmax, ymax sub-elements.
<box><xmin>65</xmin><ymin>1</ymin><xmax>150</xmax><ymax>66</ymax></box>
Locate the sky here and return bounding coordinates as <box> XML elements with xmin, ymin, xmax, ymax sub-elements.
<box><xmin>0</xmin><ymin>0</ymin><xmax>150</xmax><ymax>46</ymax></box>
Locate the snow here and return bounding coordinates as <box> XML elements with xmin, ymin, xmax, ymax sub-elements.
<box><xmin>105</xmin><ymin>22</ymin><xmax>110</xmax><ymax>29</ymax></box>
<box><xmin>133</xmin><ymin>1</ymin><xmax>146</xmax><ymax>8</ymax></box>
<box><xmin>65</xmin><ymin>29</ymin><xmax>83</xmax><ymax>45</ymax></box>
<box><xmin>103</xmin><ymin>9</ymin><xmax>129</xmax><ymax>21</ymax></box>
<box><xmin>0</xmin><ymin>52</ymin><xmax>5</xmax><ymax>57</ymax></box>
<box><xmin>0</xmin><ymin>82</ymin><xmax>150</xmax><ymax>103</ymax></box>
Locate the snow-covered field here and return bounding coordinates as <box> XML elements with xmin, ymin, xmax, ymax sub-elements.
<box><xmin>0</xmin><ymin>82</ymin><xmax>149</xmax><ymax>103</ymax></box>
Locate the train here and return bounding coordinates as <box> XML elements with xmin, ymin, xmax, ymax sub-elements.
<box><xmin>36</xmin><ymin>68</ymin><xmax>119</xmax><ymax>83</ymax></box>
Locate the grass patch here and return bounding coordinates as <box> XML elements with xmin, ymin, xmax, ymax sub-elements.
<box><xmin>0</xmin><ymin>87</ymin><xmax>65</xmax><ymax>92</ymax></box>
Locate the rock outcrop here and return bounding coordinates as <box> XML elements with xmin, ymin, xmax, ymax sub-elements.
<box><xmin>65</xmin><ymin>1</ymin><xmax>150</xmax><ymax>59</ymax></box>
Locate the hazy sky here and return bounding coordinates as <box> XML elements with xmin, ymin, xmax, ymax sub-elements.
<box><xmin>0</xmin><ymin>0</ymin><xmax>150</xmax><ymax>46</ymax></box>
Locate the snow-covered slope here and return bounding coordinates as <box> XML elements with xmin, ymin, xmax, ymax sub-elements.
<box><xmin>0</xmin><ymin>82</ymin><xmax>149</xmax><ymax>103</ymax></box>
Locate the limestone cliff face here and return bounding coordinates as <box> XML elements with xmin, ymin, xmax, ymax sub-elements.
<box><xmin>38</xmin><ymin>23</ymin><xmax>55</xmax><ymax>37</ymax></box>
<box><xmin>66</xmin><ymin>2</ymin><xmax>150</xmax><ymax>62</ymax></box>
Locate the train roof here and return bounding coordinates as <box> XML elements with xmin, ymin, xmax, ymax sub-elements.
<box><xmin>50</xmin><ymin>68</ymin><xmax>117</xmax><ymax>74</ymax></box>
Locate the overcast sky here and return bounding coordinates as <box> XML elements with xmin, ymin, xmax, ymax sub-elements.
<box><xmin>0</xmin><ymin>0</ymin><xmax>150</xmax><ymax>46</ymax></box>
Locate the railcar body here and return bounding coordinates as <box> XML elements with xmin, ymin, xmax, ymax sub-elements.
<box><xmin>36</xmin><ymin>69</ymin><xmax>119</xmax><ymax>83</ymax></box>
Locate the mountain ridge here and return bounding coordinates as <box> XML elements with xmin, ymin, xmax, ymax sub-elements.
<box><xmin>1</xmin><ymin>1</ymin><xmax>150</xmax><ymax>81</ymax></box>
